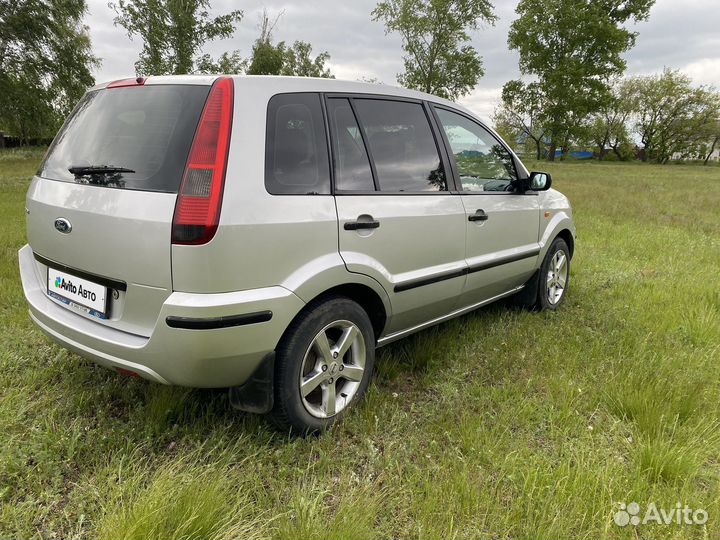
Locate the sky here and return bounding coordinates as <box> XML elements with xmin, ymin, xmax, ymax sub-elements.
<box><xmin>87</xmin><ymin>0</ymin><xmax>720</xmax><ymax>121</ymax></box>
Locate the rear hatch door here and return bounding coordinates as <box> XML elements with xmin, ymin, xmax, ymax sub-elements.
<box><xmin>26</xmin><ymin>81</ymin><xmax>211</xmax><ymax>335</ymax></box>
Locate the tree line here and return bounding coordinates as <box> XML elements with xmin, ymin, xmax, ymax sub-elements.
<box><xmin>0</xmin><ymin>0</ymin><xmax>333</xmax><ymax>143</ymax></box>
<box><xmin>374</xmin><ymin>0</ymin><xmax>718</xmax><ymax>165</ymax></box>
<box><xmin>496</xmin><ymin>69</ymin><xmax>720</xmax><ymax>165</ymax></box>
<box><xmin>2</xmin><ymin>0</ymin><xmax>718</xmax><ymax>164</ymax></box>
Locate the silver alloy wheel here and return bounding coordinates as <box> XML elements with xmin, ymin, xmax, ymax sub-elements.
<box><xmin>299</xmin><ymin>320</ymin><xmax>366</xmax><ymax>419</ymax></box>
<box><xmin>546</xmin><ymin>249</ymin><xmax>568</xmax><ymax>305</ymax></box>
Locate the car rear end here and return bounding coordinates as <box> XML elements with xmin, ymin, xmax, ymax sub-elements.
<box><xmin>18</xmin><ymin>75</ymin><xmax>303</xmax><ymax>387</ymax></box>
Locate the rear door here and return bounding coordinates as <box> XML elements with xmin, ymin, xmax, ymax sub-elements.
<box><xmin>432</xmin><ymin>106</ymin><xmax>541</xmax><ymax>306</ymax></box>
<box><xmin>329</xmin><ymin>96</ymin><xmax>467</xmax><ymax>334</ymax></box>
<box><xmin>26</xmin><ymin>81</ymin><xmax>210</xmax><ymax>335</ymax></box>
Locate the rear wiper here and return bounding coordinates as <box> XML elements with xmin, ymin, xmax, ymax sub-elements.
<box><xmin>68</xmin><ymin>165</ymin><xmax>135</xmax><ymax>176</ymax></box>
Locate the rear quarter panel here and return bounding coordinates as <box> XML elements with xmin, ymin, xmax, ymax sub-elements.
<box><xmin>171</xmin><ymin>79</ymin><xmax>341</xmax><ymax>299</ymax></box>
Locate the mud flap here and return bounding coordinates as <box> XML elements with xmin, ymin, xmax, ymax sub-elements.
<box><xmin>228</xmin><ymin>352</ymin><xmax>275</xmax><ymax>414</ymax></box>
<box><xmin>512</xmin><ymin>269</ymin><xmax>541</xmax><ymax>309</ymax></box>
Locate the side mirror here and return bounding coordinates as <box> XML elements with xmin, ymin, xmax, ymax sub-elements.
<box><xmin>527</xmin><ymin>171</ymin><xmax>552</xmax><ymax>191</ymax></box>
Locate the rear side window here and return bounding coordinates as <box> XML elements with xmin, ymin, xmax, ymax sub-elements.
<box><xmin>353</xmin><ymin>99</ymin><xmax>446</xmax><ymax>192</ymax></box>
<box><xmin>326</xmin><ymin>98</ymin><xmax>374</xmax><ymax>191</ymax></box>
<box><xmin>39</xmin><ymin>85</ymin><xmax>211</xmax><ymax>193</ymax></box>
<box><xmin>265</xmin><ymin>93</ymin><xmax>331</xmax><ymax>195</ymax></box>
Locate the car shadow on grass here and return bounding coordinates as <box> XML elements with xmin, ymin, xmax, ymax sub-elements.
<box><xmin>50</xmin><ymin>296</ymin><xmax>553</xmax><ymax>446</ymax></box>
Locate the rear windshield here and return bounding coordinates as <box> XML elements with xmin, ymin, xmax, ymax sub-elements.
<box><xmin>39</xmin><ymin>85</ymin><xmax>211</xmax><ymax>193</ymax></box>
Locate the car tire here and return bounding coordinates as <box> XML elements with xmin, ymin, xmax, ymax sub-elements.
<box><xmin>535</xmin><ymin>237</ymin><xmax>571</xmax><ymax>311</ymax></box>
<box><xmin>271</xmin><ymin>296</ymin><xmax>375</xmax><ymax>435</ymax></box>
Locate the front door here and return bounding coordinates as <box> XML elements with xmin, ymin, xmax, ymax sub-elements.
<box><xmin>433</xmin><ymin>106</ymin><xmax>541</xmax><ymax>306</ymax></box>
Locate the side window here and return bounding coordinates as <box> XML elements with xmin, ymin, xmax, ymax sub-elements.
<box><xmin>353</xmin><ymin>99</ymin><xmax>446</xmax><ymax>192</ymax></box>
<box><xmin>265</xmin><ymin>93</ymin><xmax>331</xmax><ymax>195</ymax></box>
<box><xmin>326</xmin><ymin>98</ymin><xmax>375</xmax><ymax>191</ymax></box>
<box><xmin>435</xmin><ymin>108</ymin><xmax>517</xmax><ymax>192</ymax></box>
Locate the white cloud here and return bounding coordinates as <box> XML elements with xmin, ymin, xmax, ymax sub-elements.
<box><xmin>682</xmin><ymin>58</ymin><xmax>720</xmax><ymax>88</ymax></box>
<box><xmin>85</xmin><ymin>0</ymin><xmax>720</xmax><ymax>120</ymax></box>
<box><xmin>458</xmin><ymin>87</ymin><xmax>503</xmax><ymax>122</ymax></box>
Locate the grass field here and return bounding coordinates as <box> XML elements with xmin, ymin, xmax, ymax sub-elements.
<box><xmin>1</xmin><ymin>148</ymin><xmax>719</xmax><ymax>539</ymax></box>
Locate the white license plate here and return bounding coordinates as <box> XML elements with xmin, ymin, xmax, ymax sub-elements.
<box><xmin>47</xmin><ymin>267</ymin><xmax>108</xmax><ymax>319</ymax></box>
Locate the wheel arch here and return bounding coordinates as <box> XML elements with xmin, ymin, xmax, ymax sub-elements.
<box><xmin>556</xmin><ymin>228</ymin><xmax>575</xmax><ymax>259</ymax></box>
<box><xmin>302</xmin><ymin>283</ymin><xmax>388</xmax><ymax>342</ymax></box>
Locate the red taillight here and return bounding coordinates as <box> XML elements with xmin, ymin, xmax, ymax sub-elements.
<box><xmin>172</xmin><ymin>77</ymin><xmax>234</xmax><ymax>245</ymax></box>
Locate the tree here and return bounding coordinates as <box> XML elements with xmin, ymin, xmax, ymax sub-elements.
<box><xmin>280</xmin><ymin>42</ymin><xmax>333</xmax><ymax>78</ymax></box>
<box><xmin>195</xmin><ymin>51</ymin><xmax>248</xmax><ymax>75</ymax></box>
<box><xmin>700</xmin><ymin>122</ymin><xmax>720</xmax><ymax>166</ymax></box>
<box><xmin>494</xmin><ymin>80</ymin><xmax>548</xmax><ymax>160</ymax></box>
<box><xmin>626</xmin><ymin>70</ymin><xmax>720</xmax><ymax>163</ymax></box>
<box><xmin>247</xmin><ymin>41</ymin><xmax>285</xmax><ymax>75</ymax></box>
<box><xmin>586</xmin><ymin>79</ymin><xmax>634</xmax><ymax>160</ymax></box>
<box><xmin>109</xmin><ymin>0</ymin><xmax>243</xmax><ymax>76</ymax></box>
<box><xmin>372</xmin><ymin>0</ymin><xmax>496</xmax><ymax>100</ymax></box>
<box><xmin>0</xmin><ymin>0</ymin><xmax>99</xmax><ymax>142</ymax></box>
<box><xmin>246</xmin><ymin>10</ymin><xmax>333</xmax><ymax>78</ymax></box>
<box><xmin>506</xmin><ymin>0</ymin><xmax>654</xmax><ymax>161</ymax></box>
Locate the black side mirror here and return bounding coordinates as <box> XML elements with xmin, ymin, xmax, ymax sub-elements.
<box><xmin>526</xmin><ymin>171</ymin><xmax>552</xmax><ymax>191</ymax></box>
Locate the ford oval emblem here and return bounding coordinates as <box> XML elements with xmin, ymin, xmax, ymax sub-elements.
<box><xmin>54</xmin><ymin>218</ymin><xmax>72</xmax><ymax>234</ymax></box>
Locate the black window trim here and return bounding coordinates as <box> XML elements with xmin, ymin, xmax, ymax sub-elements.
<box><xmin>324</xmin><ymin>92</ymin><xmax>453</xmax><ymax>195</ymax></box>
<box><xmin>348</xmin><ymin>97</ymin><xmax>381</xmax><ymax>191</ymax></box>
<box><xmin>423</xmin><ymin>100</ymin><xmax>461</xmax><ymax>192</ymax></box>
<box><xmin>430</xmin><ymin>103</ymin><xmax>536</xmax><ymax>196</ymax></box>
<box><xmin>264</xmin><ymin>91</ymin><xmax>333</xmax><ymax>197</ymax></box>
<box><xmin>318</xmin><ymin>90</ymin><xmax>336</xmax><ymax>196</ymax></box>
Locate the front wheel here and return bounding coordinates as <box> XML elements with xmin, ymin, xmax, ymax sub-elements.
<box><xmin>271</xmin><ymin>296</ymin><xmax>375</xmax><ymax>434</ymax></box>
<box><xmin>514</xmin><ymin>237</ymin><xmax>571</xmax><ymax>311</ymax></box>
<box><xmin>537</xmin><ymin>237</ymin><xmax>570</xmax><ymax>310</ymax></box>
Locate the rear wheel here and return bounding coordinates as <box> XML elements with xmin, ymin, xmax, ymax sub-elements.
<box><xmin>271</xmin><ymin>297</ymin><xmax>375</xmax><ymax>434</ymax></box>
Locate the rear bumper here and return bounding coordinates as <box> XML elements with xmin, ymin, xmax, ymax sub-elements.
<box><xmin>19</xmin><ymin>244</ymin><xmax>305</xmax><ymax>387</ymax></box>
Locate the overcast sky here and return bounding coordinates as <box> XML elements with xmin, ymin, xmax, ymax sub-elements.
<box><xmin>88</xmin><ymin>0</ymin><xmax>720</xmax><ymax>120</ymax></box>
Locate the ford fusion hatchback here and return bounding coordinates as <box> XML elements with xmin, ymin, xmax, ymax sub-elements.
<box><xmin>19</xmin><ymin>75</ymin><xmax>576</xmax><ymax>434</ymax></box>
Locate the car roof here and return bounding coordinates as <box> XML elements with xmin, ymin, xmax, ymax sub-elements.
<box><xmin>91</xmin><ymin>74</ymin><xmax>478</xmax><ymax>119</ymax></box>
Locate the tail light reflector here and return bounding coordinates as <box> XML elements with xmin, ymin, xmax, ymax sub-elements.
<box><xmin>172</xmin><ymin>77</ymin><xmax>234</xmax><ymax>245</ymax></box>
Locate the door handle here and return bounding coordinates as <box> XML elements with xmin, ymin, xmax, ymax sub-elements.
<box><xmin>468</xmin><ymin>209</ymin><xmax>488</xmax><ymax>222</ymax></box>
<box><xmin>344</xmin><ymin>220</ymin><xmax>380</xmax><ymax>230</ymax></box>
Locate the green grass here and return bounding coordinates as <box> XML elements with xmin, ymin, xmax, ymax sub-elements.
<box><xmin>1</xmin><ymin>150</ymin><xmax>719</xmax><ymax>539</ymax></box>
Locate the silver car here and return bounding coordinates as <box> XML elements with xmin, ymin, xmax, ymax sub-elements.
<box><xmin>19</xmin><ymin>75</ymin><xmax>576</xmax><ymax>433</ymax></box>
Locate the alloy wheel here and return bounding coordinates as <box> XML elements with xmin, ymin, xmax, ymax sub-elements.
<box><xmin>299</xmin><ymin>320</ymin><xmax>366</xmax><ymax>418</ymax></box>
<box><xmin>546</xmin><ymin>249</ymin><xmax>568</xmax><ymax>305</ymax></box>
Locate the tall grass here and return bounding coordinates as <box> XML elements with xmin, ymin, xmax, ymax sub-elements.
<box><xmin>1</xmin><ymin>153</ymin><xmax>719</xmax><ymax>538</ymax></box>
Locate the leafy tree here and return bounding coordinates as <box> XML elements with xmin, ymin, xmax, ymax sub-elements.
<box><xmin>586</xmin><ymin>79</ymin><xmax>634</xmax><ymax>160</ymax></box>
<box><xmin>699</xmin><ymin>121</ymin><xmax>720</xmax><ymax>166</ymax></box>
<box><xmin>195</xmin><ymin>51</ymin><xmax>247</xmax><ymax>74</ymax></box>
<box><xmin>247</xmin><ymin>41</ymin><xmax>285</xmax><ymax>75</ymax></box>
<box><xmin>0</xmin><ymin>0</ymin><xmax>98</xmax><ymax>142</ymax></box>
<box><xmin>372</xmin><ymin>0</ymin><xmax>496</xmax><ymax>100</ymax></box>
<box><xmin>626</xmin><ymin>69</ymin><xmax>720</xmax><ymax>163</ymax></box>
<box><xmin>280</xmin><ymin>42</ymin><xmax>333</xmax><ymax>78</ymax></box>
<box><xmin>506</xmin><ymin>0</ymin><xmax>654</xmax><ymax>160</ymax></box>
<box><xmin>494</xmin><ymin>80</ymin><xmax>548</xmax><ymax>160</ymax></box>
<box><xmin>109</xmin><ymin>0</ymin><xmax>243</xmax><ymax>76</ymax></box>
<box><xmin>246</xmin><ymin>10</ymin><xmax>333</xmax><ymax>78</ymax></box>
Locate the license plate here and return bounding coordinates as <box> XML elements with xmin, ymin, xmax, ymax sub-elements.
<box><xmin>47</xmin><ymin>267</ymin><xmax>108</xmax><ymax>319</ymax></box>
